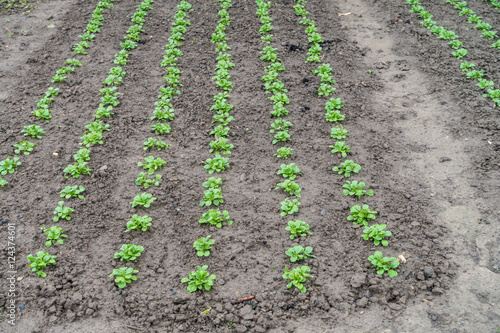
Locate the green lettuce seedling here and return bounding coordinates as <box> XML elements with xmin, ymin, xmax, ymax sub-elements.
<box><xmin>281</xmin><ymin>198</ymin><xmax>301</xmax><ymax>216</ymax></box>
<box><xmin>27</xmin><ymin>251</ymin><xmax>57</xmax><ymax>277</ymax></box>
<box><xmin>114</xmin><ymin>244</ymin><xmax>144</xmax><ymax>262</ymax></box>
<box><xmin>283</xmin><ymin>266</ymin><xmax>312</xmax><ymax>293</ymax></box>
<box><xmin>274</xmin><ymin>147</ymin><xmax>293</xmax><ymax>159</ymax></box>
<box><xmin>204</xmin><ymin>153</ymin><xmax>229</xmax><ymax>174</ymax></box>
<box><xmin>348</xmin><ymin>204</ymin><xmax>377</xmax><ymax>226</ymax></box>
<box><xmin>277</xmin><ymin>163</ymin><xmax>301</xmax><ymax>180</ymax></box>
<box><xmin>182</xmin><ymin>265</ymin><xmax>216</xmax><ymax>292</ymax></box>
<box><xmin>193</xmin><ymin>235</ymin><xmax>215</xmax><ymax>257</ymax></box>
<box><xmin>41</xmin><ymin>226</ymin><xmax>67</xmax><ymax>247</ymax></box>
<box><xmin>199</xmin><ymin>209</ymin><xmax>233</xmax><ymax>228</ymax></box>
<box><xmin>14</xmin><ymin>141</ymin><xmax>37</xmax><ymax>155</ymax></box>
<box><xmin>276</xmin><ymin>179</ymin><xmax>301</xmax><ymax>197</ymax></box>
<box><xmin>332</xmin><ymin>160</ymin><xmax>361</xmax><ymax>177</ymax></box>
<box><xmin>286</xmin><ymin>220</ymin><xmax>312</xmax><ymax>239</ymax></box>
<box><xmin>330</xmin><ymin>141</ymin><xmax>351</xmax><ymax>157</ymax></box>
<box><xmin>110</xmin><ymin>267</ymin><xmax>138</xmax><ymax>288</ymax></box>
<box><xmin>363</xmin><ymin>224</ymin><xmax>391</xmax><ymax>246</ymax></box>
<box><xmin>131</xmin><ymin>193</ymin><xmax>156</xmax><ymax>208</ymax></box>
<box><xmin>60</xmin><ymin>185</ymin><xmax>86</xmax><ymax>199</ymax></box>
<box><xmin>126</xmin><ymin>215</ymin><xmax>152</xmax><ymax>232</ymax></box>
<box><xmin>343</xmin><ymin>181</ymin><xmax>374</xmax><ymax>199</ymax></box>
<box><xmin>368</xmin><ymin>251</ymin><xmax>399</xmax><ymax>277</ymax></box>
<box><xmin>285</xmin><ymin>245</ymin><xmax>315</xmax><ymax>262</ymax></box>
<box><xmin>138</xmin><ymin>156</ymin><xmax>167</xmax><ymax>174</ymax></box>
<box><xmin>200</xmin><ymin>188</ymin><xmax>224</xmax><ymax>207</ymax></box>
<box><xmin>53</xmin><ymin>201</ymin><xmax>74</xmax><ymax>222</ymax></box>
<box><xmin>0</xmin><ymin>157</ymin><xmax>21</xmax><ymax>175</ymax></box>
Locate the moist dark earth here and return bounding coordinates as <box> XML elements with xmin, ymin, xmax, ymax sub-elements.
<box><xmin>0</xmin><ymin>0</ymin><xmax>499</xmax><ymax>332</ymax></box>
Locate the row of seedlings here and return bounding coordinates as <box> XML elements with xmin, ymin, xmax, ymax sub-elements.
<box><xmin>255</xmin><ymin>0</ymin><xmax>315</xmax><ymax>294</ymax></box>
<box><xmin>291</xmin><ymin>0</ymin><xmax>400</xmax><ymax>278</ymax></box>
<box><xmin>0</xmin><ymin>0</ymin><xmax>116</xmax><ymax>188</ymax></box>
<box><xmin>27</xmin><ymin>0</ymin><xmax>156</xmax><ymax>280</ymax></box>
<box><xmin>110</xmin><ymin>0</ymin><xmax>193</xmax><ymax>289</ymax></box>
<box><xmin>407</xmin><ymin>0</ymin><xmax>500</xmax><ymax>105</ymax></box>
<box><xmin>181</xmin><ymin>0</ymin><xmax>235</xmax><ymax>293</ymax></box>
<box><xmin>446</xmin><ymin>0</ymin><xmax>500</xmax><ymax>49</ymax></box>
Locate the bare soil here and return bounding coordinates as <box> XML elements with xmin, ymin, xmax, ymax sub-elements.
<box><xmin>0</xmin><ymin>0</ymin><xmax>498</xmax><ymax>332</ymax></box>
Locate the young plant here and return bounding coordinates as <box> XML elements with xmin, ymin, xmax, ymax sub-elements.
<box><xmin>342</xmin><ymin>181</ymin><xmax>374</xmax><ymax>199</ymax></box>
<box><xmin>276</xmin><ymin>179</ymin><xmax>301</xmax><ymax>197</ymax></box>
<box><xmin>63</xmin><ymin>162</ymin><xmax>91</xmax><ymax>179</ymax></box>
<box><xmin>152</xmin><ymin>123</ymin><xmax>172</xmax><ymax>134</ymax></box>
<box><xmin>283</xmin><ymin>266</ymin><xmax>312</xmax><ymax>293</ymax></box>
<box><xmin>203</xmin><ymin>177</ymin><xmax>222</xmax><ymax>189</ymax></box>
<box><xmin>280</xmin><ymin>198</ymin><xmax>301</xmax><ymax>216</ymax></box>
<box><xmin>277</xmin><ymin>163</ymin><xmax>301</xmax><ymax>180</ymax></box>
<box><xmin>273</xmin><ymin>131</ymin><xmax>291</xmax><ymax>144</ymax></box>
<box><xmin>362</xmin><ymin>224</ymin><xmax>392</xmax><ymax>246</ymax></box>
<box><xmin>60</xmin><ymin>185</ymin><xmax>85</xmax><ymax>199</ymax></box>
<box><xmin>143</xmin><ymin>137</ymin><xmax>169</xmax><ymax>151</ymax></box>
<box><xmin>14</xmin><ymin>141</ymin><xmax>37</xmax><ymax>155</ymax></box>
<box><xmin>193</xmin><ymin>235</ymin><xmax>215</xmax><ymax>257</ymax></box>
<box><xmin>325</xmin><ymin>109</ymin><xmax>345</xmax><ymax>123</ymax></box>
<box><xmin>347</xmin><ymin>204</ymin><xmax>377</xmax><ymax>226</ymax></box>
<box><xmin>200</xmin><ymin>187</ymin><xmax>224</xmax><ymax>207</ymax></box>
<box><xmin>110</xmin><ymin>267</ymin><xmax>138</xmax><ymax>288</ymax></box>
<box><xmin>477</xmin><ymin>79</ymin><xmax>494</xmax><ymax>90</ymax></box>
<box><xmin>0</xmin><ymin>156</ymin><xmax>21</xmax><ymax>175</ymax></box>
<box><xmin>209</xmin><ymin>137</ymin><xmax>234</xmax><ymax>154</ymax></box>
<box><xmin>126</xmin><ymin>215</ymin><xmax>152</xmax><ymax>232</ymax></box>
<box><xmin>368</xmin><ymin>251</ymin><xmax>399</xmax><ymax>277</ymax></box>
<box><xmin>285</xmin><ymin>245</ymin><xmax>316</xmax><ymax>262</ymax></box>
<box><xmin>330</xmin><ymin>125</ymin><xmax>349</xmax><ymax>140</ymax></box>
<box><xmin>22</xmin><ymin>125</ymin><xmax>45</xmax><ymax>139</ymax></box>
<box><xmin>274</xmin><ymin>147</ymin><xmax>293</xmax><ymax>159</ymax></box>
<box><xmin>204</xmin><ymin>153</ymin><xmax>229</xmax><ymax>174</ymax></box>
<box><xmin>41</xmin><ymin>226</ymin><xmax>67</xmax><ymax>247</ymax></box>
<box><xmin>182</xmin><ymin>265</ymin><xmax>216</xmax><ymax>292</ymax></box>
<box><xmin>199</xmin><ymin>209</ymin><xmax>233</xmax><ymax>228</ymax></box>
<box><xmin>53</xmin><ymin>201</ymin><xmax>74</xmax><ymax>222</ymax></box>
<box><xmin>0</xmin><ymin>177</ymin><xmax>7</xmax><ymax>187</ymax></box>
<box><xmin>27</xmin><ymin>251</ymin><xmax>57</xmax><ymax>277</ymax></box>
<box><xmin>452</xmin><ymin>48</ymin><xmax>467</xmax><ymax>59</ymax></box>
<box><xmin>286</xmin><ymin>220</ymin><xmax>312</xmax><ymax>239</ymax></box>
<box><xmin>131</xmin><ymin>193</ymin><xmax>156</xmax><ymax>208</ymax></box>
<box><xmin>138</xmin><ymin>156</ymin><xmax>167</xmax><ymax>174</ymax></box>
<box><xmin>135</xmin><ymin>172</ymin><xmax>161</xmax><ymax>188</ymax></box>
<box><xmin>330</xmin><ymin>141</ymin><xmax>351</xmax><ymax>157</ymax></box>
<box><xmin>332</xmin><ymin>160</ymin><xmax>361</xmax><ymax>177</ymax></box>
<box><xmin>114</xmin><ymin>244</ymin><xmax>144</xmax><ymax>262</ymax></box>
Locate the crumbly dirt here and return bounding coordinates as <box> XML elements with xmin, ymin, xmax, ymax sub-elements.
<box><xmin>0</xmin><ymin>0</ymin><xmax>498</xmax><ymax>332</ymax></box>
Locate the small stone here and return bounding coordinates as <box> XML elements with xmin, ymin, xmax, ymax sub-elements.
<box><xmin>356</xmin><ymin>297</ymin><xmax>368</xmax><ymax>308</ymax></box>
<box><xmin>240</xmin><ymin>173</ymin><xmax>246</xmax><ymax>181</ymax></box>
<box><xmin>439</xmin><ymin>157</ymin><xmax>451</xmax><ymax>163</ymax></box>
<box><xmin>234</xmin><ymin>325</ymin><xmax>247</xmax><ymax>333</ymax></box>
<box><xmin>99</xmin><ymin>165</ymin><xmax>108</xmax><ymax>171</ymax></box>
<box><xmin>350</xmin><ymin>274</ymin><xmax>366</xmax><ymax>288</ymax></box>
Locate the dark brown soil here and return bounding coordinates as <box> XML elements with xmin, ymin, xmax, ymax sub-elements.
<box><xmin>0</xmin><ymin>0</ymin><xmax>499</xmax><ymax>332</ymax></box>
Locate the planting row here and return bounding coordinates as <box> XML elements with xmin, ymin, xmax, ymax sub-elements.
<box><xmin>255</xmin><ymin>0</ymin><xmax>314</xmax><ymax>293</ymax></box>
<box><xmin>111</xmin><ymin>0</ymin><xmax>193</xmax><ymax>289</ymax></box>
<box><xmin>407</xmin><ymin>0</ymin><xmax>500</xmax><ymax>105</ymax></box>
<box><xmin>28</xmin><ymin>0</ymin><xmax>156</xmax><ymax>279</ymax></box>
<box><xmin>181</xmin><ymin>0</ymin><xmax>235</xmax><ymax>293</ymax></box>
<box><xmin>0</xmin><ymin>0</ymin><xmax>116</xmax><ymax>188</ymax></box>
<box><xmin>292</xmin><ymin>0</ymin><xmax>400</xmax><ymax>278</ymax></box>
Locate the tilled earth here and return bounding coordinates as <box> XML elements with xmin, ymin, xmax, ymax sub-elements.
<box><xmin>0</xmin><ymin>0</ymin><xmax>498</xmax><ymax>332</ymax></box>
